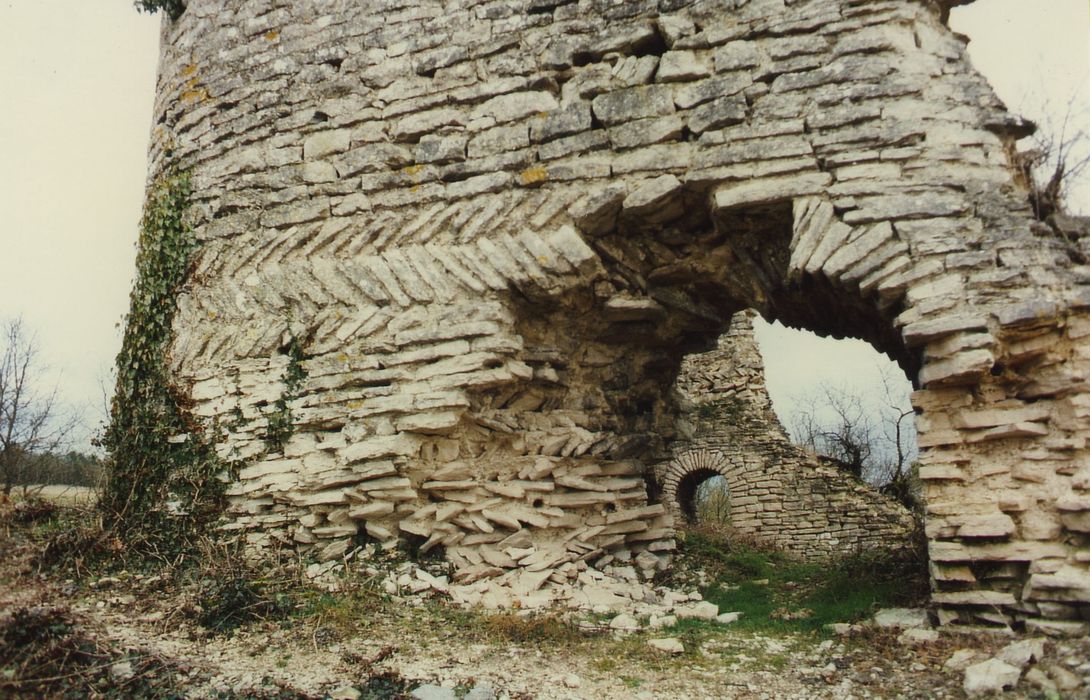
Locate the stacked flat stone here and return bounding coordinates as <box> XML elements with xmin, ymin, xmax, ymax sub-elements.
<box><xmin>141</xmin><ymin>0</ymin><xmax>1090</xmax><ymax>629</ymax></box>
<box><xmin>663</xmin><ymin>310</ymin><xmax>915</xmax><ymax>560</ymax></box>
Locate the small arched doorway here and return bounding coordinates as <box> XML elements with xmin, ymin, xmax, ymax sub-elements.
<box><xmin>663</xmin><ymin>449</ymin><xmax>734</xmax><ymax>525</ymax></box>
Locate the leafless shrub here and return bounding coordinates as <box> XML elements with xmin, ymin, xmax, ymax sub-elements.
<box><xmin>787</xmin><ymin>365</ymin><xmax>920</xmax><ymax>509</ymax></box>
<box><xmin>1017</xmin><ymin>92</ymin><xmax>1090</xmax><ymax>219</ymax></box>
<box><xmin>0</xmin><ymin>318</ymin><xmax>79</xmax><ymax>498</ymax></box>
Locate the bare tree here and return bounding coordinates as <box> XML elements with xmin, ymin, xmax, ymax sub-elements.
<box><xmin>695</xmin><ymin>475</ymin><xmax>731</xmax><ymax>525</ymax></box>
<box><xmin>789</xmin><ymin>385</ymin><xmax>874</xmax><ymax>479</ymax></box>
<box><xmin>0</xmin><ymin>318</ymin><xmax>77</xmax><ymax>497</ymax></box>
<box><xmin>1016</xmin><ymin>92</ymin><xmax>1090</xmax><ymax>219</ymax></box>
<box><xmin>787</xmin><ymin>364</ymin><xmax>919</xmax><ymax>508</ymax></box>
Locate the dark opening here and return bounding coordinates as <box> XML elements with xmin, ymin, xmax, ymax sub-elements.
<box><xmin>675</xmin><ymin>468</ymin><xmax>728</xmax><ymax>524</ymax></box>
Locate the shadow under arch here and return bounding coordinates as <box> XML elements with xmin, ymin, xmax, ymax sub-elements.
<box><xmin>525</xmin><ymin>177</ymin><xmax>922</xmax><ymax>452</ymax></box>
<box><xmin>500</xmin><ymin>179</ymin><xmax>924</xmax><ymax>506</ymax></box>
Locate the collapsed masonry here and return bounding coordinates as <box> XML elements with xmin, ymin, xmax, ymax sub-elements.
<box><xmin>141</xmin><ymin>0</ymin><xmax>1090</xmax><ymax>631</ymax></box>
<box><xmin>664</xmin><ymin>311</ymin><xmax>915</xmax><ymax>560</ymax></box>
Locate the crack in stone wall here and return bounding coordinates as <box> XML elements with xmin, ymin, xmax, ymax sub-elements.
<box><xmin>138</xmin><ymin>0</ymin><xmax>1090</xmax><ymax>630</ymax></box>
<box><xmin>663</xmin><ymin>310</ymin><xmax>916</xmax><ymax>560</ymax></box>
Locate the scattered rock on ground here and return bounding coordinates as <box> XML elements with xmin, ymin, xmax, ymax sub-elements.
<box><xmin>873</xmin><ymin>608</ymin><xmax>930</xmax><ymax>630</ymax></box>
<box><xmin>898</xmin><ymin>628</ymin><xmax>939</xmax><ymax>646</ymax></box>
<box><xmin>647</xmin><ymin>637</ymin><xmax>685</xmax><ymax>654</ymax></box>
<box><xmin>997</xmin><ymin>637</ymin><xmax>1046</xmax><ymax>669</ymax></box>
<box><xmin>963</xmin><ymin>658</ymin><xmax>1022</xmax><ymax>696</ymax></box>
<box><xmin>675</xmin><ymin>601</ymin><xmax>719</xmax><ymax>620</ymax></box>
<box><xmin>609</xmin><ymin>613</ymin><xmax>640</xmax><ymax>633</ymax></box>
<box><xmin>945</xmin><ymin>649</ymin><xmax>982</xmax><ymax>672</ymax></box>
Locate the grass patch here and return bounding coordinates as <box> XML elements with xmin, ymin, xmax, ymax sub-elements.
<box><xmin>669</xmin><ymin>525</ymin><xmax>928</xmax><ymax>635</ymax></box>
<box><xmin>356</xmin><ymin>672</ymin><xmax>413</xmax><ymax>699</ymax></box>
<box><xmin>481</xmin><ymin>612</ymin><xmax>581</xmax><ymax>645</ymax></box>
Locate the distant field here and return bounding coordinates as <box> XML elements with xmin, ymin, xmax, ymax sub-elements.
<box><xmin>15</xmin><ymin>484</ymin><xmax>98</xmax><ymax>506</ymax></box>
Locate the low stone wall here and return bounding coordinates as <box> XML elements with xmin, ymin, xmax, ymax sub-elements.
<box><xmin>661</xmin><ymin>311</ymin><xmax>916</xmax><ymax>560</ymax></box>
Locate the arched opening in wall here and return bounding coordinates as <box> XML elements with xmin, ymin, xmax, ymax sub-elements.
<box><xmin>679</xmin><ymin>472</ymin><xmax>730</xmax><ymax>525</ymax></box>
<box><xmin>753</xmin><ymin>318</ymin><xmax>921</xmax><ymax>507</ymax></box>
<box><xmin>505</xmin><ymin>183</ymin><xmax>924</xmax><ymax>541</ymax></box>
<box><xmin>580</xmin><ymin>189</ymin><xmax>916</xmax><ymax>399</ymax></box>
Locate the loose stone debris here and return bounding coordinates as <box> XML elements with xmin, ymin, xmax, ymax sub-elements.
<box><xmin>647</xmin><ymin>637</ymin><xmax>685</xmax><ymax>654</ymax></box>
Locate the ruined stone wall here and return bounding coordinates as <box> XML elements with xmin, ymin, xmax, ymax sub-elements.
<box><xmin>142</xmin><ymin>0</ymin><xmax>1090</xmax><ymax>630</ymax></box>
<box><xmin>663</xmin><ymin>311</ymin><xmax>915</xmax><ymax>560</ymax></box>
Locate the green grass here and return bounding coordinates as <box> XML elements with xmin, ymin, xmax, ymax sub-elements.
<box><xmin>668</xmin><ymin>526</ymin><xmax>928</xmax><ymax>635</ymax></box>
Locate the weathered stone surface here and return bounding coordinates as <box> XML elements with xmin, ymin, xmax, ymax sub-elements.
<box><xmin>647</xmin><ymin>637</ymin><xmax>685</xmax><ymax>654</ymax></box>
<box><xmin>657</xmin><ymin>51</ymin><xmax>712</xmax><ymax>82</ymax></box>
<box><xmin>303</xmin><ymin>130</ymin><xmax>351</xmax><ymax>160</ymax></box>
<box><xmin>621</xmin><ymin>175</ymin><xmax>684</xmax><ymax>219</ymax></box>
<box><xmin>591</xmin><ymin>86</ymin><xmax>676</xmax><ymax>127</ymax></box>
<box><xmin>899</xmin><ymin>628</ymin><xmax>939</xmax><ymax>645</ymax></box>
<box><xmin>687</xmin><ymin>94</ymin><xmax>747</xmax><ymax>134</ymax></box>
<box><xmin>996</xmin><ymin>638</ymin><xmax>1047</xmax><ymax>669</ymax></box>
<box><xmin>609</xmin><ymin>613</ymin><xmax>640</xmax><ymax>633</ymax></box>
<box><xmin>134</xmin><ymin>0</ymin><xmax>1090</xmax><ymax>631</ymax></box>
<box><xmin>944</xmin><ymin>649</ymin><xmax>982</xmax><ymax>672</ymax></box>
<box><xmin>675</xmin><ymin>601</ymin><xmax>719</xmax><ymax>620</ymax></box>
<box><xmin>531</xmin><ymin>103</ymin><xmax>592</xmax><ymax>143</ymax></box>
<box><xmin>873</xmin><ymin>608</ymin><xmax>930</xmax><ymax>630</ymax></box>
<box><xmin>963</xmin><ymin>659</ymin><xmax>1021</xmax><ymax>696</ymax></box>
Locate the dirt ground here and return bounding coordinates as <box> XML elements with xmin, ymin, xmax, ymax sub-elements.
<box><xmin>1</xmin><ymin>497</ymin><xmax>1087</xmax><ymax>699</ymax></box>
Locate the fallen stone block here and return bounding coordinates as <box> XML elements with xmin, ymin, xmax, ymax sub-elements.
<box><xmin>963</xmin><ymin>658</ymin><xmax>1021</xmax><ymax>696</ymax></box>
<box><xmin>647</xmin><ymin>637</ymin><xmax>685</xmax><ymax>654</ymax></box>
<box><xmin>675</xmin><ymin>601</ymin><xmax>719</xmax><ymax>620</ymax></box>
<box><xmin>873</xmin><ymin>608</ymin><xmax>930</xmax><ymax>630</ymax></box>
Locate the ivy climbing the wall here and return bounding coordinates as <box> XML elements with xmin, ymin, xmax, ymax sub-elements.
<box><xmin>135</xmin><ymin>0</ymin><xmax>186</xmax><ymax>20</ymax></box>
<box><xmin>99</xmin><ymin>163</ymin><xmax>227</xmax><ymax>557</ymax></box>
<box><xmin>265</xmin><ymin>337</ymin><xmax>308</xmax><ymax>452</ymax></box>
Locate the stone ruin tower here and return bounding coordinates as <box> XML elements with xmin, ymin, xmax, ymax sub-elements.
<box><xmin>138</xmin><ymin>0</ymin><xmax>1090</xmax><ymax>632</ymax></box>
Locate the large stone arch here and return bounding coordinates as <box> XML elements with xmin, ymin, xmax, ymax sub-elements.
<box><xmin>141</xmin><ymin>0</ymin><xmax>1090</xmax><ymax>630</ymax></box>
<box><xmin>662</xmin><ymin>311</ymin><xmax>916</xmax><ymax>560</ymax></box>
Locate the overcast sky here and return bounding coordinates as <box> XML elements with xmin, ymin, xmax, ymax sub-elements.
<box><xmin>0</xmin><ymin>2</ymin><xmax>159</xmax><ymax>442</ymax></box>
<box><xmin>0</xmin><ymin>1</ymin><xmax>1087</xmax><ymax>449</ymax></box>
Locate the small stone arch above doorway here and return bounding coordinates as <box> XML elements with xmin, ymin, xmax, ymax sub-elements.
<box><xmin>663</xmin><ymin>449</ymin><xmax>736</xmax><ymax>525</ymax></box>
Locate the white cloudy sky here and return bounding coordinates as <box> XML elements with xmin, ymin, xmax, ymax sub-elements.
<box><xmin>0</xmin><ymin>0</ymin><xmax>1087</xmax><ymax>448</ymax></box>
